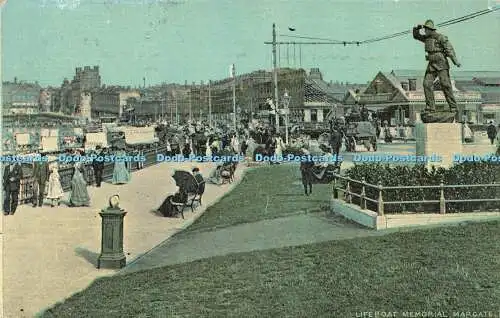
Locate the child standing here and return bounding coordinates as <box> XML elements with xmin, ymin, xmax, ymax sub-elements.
<box><xmin>46</xmin><ymin>163</ymin><xmax>64</xmax><ymax>207</ymax></box>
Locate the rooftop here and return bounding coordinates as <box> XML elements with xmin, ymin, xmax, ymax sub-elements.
<box><xmin>473</xmin><ymin>77</ymin><xmax>500</xmax><ymax>86</ymax></box>
<box><xmin>392</xmin><ymin>69</ymin><xmax>500</xmax><ymax>81</ymax></box>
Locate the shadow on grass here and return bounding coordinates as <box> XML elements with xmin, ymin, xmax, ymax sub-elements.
<box><xmin>75</xmin><ymin>247</ymin><xmax>99</xmax><ymax>268</ymax></box>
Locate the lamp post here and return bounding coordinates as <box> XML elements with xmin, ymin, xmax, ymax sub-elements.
<box><xmin>283</xmin><ymin>90</ymin><xmax>290</xmax><ymax>144</ymax></box>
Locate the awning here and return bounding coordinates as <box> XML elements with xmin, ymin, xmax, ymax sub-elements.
<box><xmin>126</xmin><ymin>138</ymin><xmax>159</xmax><ymax>145</ymax></box>
<box><xmin>481</xmin><ymin>104</ymin><xmax>500</xmax><ymax>112</ymax></box>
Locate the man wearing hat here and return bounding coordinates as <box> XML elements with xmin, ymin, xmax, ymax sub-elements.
<box><xmin>413</xmin><ymin>19</ymin><xmax>461</xmax><ymax>113</ymax></box>
<box><xmin>3</xmin><ymin>159</ymin><xmax>23</xmax><ymax>215</ymax></box>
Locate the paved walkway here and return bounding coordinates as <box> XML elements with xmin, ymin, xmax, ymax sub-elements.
<box><xmin>119</xmin><ymin>213</ymin><xmax>398</xmax><ymax>274</ymax></box>
<box><xmin>3</xmin><ymin>161</ymin><xmax>245</xmax><ymax>318</ymax></box>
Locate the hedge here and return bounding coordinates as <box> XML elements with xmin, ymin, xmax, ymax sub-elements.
<box><xmin>342</xmin><ymin>162</ymin><xmax>500</xmax><ymax>213</ymax></box>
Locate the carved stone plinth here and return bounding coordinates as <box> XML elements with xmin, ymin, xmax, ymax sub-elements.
<box><xmin>421</xmin><ymin>110</ymin><xmax>458</xmax><ymax>123</ymax></box>
<box><xmin>415</xmin><ymin>122</ymin><xmax>463</xmax><ymax>168</ymax></box>
<box><xmin>97</xmin><ymin>207</ymin><xmax>127</xmax><ymax>269</ymax></box>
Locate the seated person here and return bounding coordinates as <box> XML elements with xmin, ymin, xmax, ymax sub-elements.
<box><xmin>192</xmin><ymin>167</ymin><xmax>205</xmax><ymax>192</ymax></box>
<box><xmin>157</xmin><ymin>186</ymin><xmax>188</xmax><ymax>217</ymax></box>
<box><xmin>207</xmin><ymin>164</ymin><xmax>224</xmax><ymax>185</ymax></box>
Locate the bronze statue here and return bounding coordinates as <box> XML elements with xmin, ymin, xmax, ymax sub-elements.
<box><xmin>413</xmin><ymin>20</ymin><xmax>461</xmax><ymax>123</ymax></box>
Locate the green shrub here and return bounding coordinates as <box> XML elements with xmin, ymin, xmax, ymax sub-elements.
<box><xmin>341</xmin><ymin>162</ymin><xmax>500</xmax><ymax>213</ymax></box>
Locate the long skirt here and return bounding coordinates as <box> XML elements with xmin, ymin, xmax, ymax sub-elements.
<box><xmin>46</xmin><ymin>178</ymin><xmax>64</xmax><ymax>199</ymax></box>
<box><xmin>112</xmin><ymin>162</ymin><xmax>131</xmax><ymax>184</ymax></box>
<box><xmin>69</xmin><ymin>179</ymin><xmax>90</xmax><ymax>206</ymax></box>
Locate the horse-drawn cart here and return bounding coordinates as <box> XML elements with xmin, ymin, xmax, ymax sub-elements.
<box><xmin>343</xmin><ymin>121</ymin><xmax>377</xmax><ymax>152</ymax></box>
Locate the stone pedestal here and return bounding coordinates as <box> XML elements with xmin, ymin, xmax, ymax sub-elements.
<box><xmin>97</xmin><ymin>207</ymin><xmax>127</xmax><ymax>269</ymax></box>
<box><xmin>415</xmin><ymin>122</ymin><xmax>463</xmax><ymax>168</ymax></box>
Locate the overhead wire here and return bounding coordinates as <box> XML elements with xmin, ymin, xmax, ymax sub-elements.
<box><xmin>361</xmin><ymin>6</ymin><xmax>498</xmax><ymax>44</ymax></box>
<box><xmin>279</xmin><ymin>6</ymin><xmax>499</xmax><ymax>46</ymax></box>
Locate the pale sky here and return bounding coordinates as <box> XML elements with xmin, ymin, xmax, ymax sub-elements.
<box><xmin>2</xmin><ymin>0</ymin><xmax>499</xmax><ymax>87</ymax></box>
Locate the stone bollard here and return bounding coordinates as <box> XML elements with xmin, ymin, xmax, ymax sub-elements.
<box><xmin>97</xmin><ymin>195</ymin><xmax>127</xmax><ymax>269</ymax></box>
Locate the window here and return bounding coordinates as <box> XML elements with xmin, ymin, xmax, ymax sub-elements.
<box><xmin>311</xmin><ymin>109</ymin><xmax>318</xmax><ymax>122</ymax></box>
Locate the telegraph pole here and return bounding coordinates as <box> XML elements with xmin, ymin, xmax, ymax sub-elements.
<box><xmin>162</xmin><ymin>93</ymin><xmax>165</xmax><ymax>121</ymax></box>
<box><xmin>272</xmin><ymin>23</ymin><xmax>279</xmax><ymax>133</ymax></box>
<box><xmin>231</xmin><ymin>64</ymin><xmax>237</xmax><ymax>131</ymax></box>
<box><xmin>170</xmin><ymin>93</ymin><xmax>173</xmax><ymax>122</ymax></box>
<box><xmin>189</xmin><ymin>89</ymin><xmax>192</xmax><ymax>122</ymax></box>
<box><xmin>208</xmin><ymin>80</ymin><xmax>212</xmax><ymax>127</ymax></box>
<box><xmin>175</xmin><ymin>95</ymin><xmax>179</xmax><ymax>125</ymax></box>
<box><xmin>265</xmin><ymin>31</ymin><xmax>348</xmax><ymax>132</ymax></box>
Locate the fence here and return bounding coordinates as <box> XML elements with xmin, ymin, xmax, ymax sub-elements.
<box><xmin>17</xmin><ymin>145</ymin><xmax>169</xmax><ymax>205</ymax></box>
<box><xmin>332</xmin><ymin>174</ymin><xmax>500</xmax><ymax>215</ymax></box>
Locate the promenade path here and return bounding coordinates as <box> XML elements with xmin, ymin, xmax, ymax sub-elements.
<box><xmin>3</xmin><ymin>161</ymin><xmax>244</xmax><ymax>318</ymax></box>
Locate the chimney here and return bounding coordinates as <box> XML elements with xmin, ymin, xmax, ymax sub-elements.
<box><xmin>408</xmin><ymin>79</ymin><xmax>417</xmax><ymax>91</ymax></box>
<box><xmin>401</xmin><ymin>81</ymin><xmax>409</xmax><ymax>91</ymax></box>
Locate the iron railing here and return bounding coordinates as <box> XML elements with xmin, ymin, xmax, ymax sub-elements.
<box><xmin>17</xmin><ymin>145</ymin><xmax>169</xmax><ymax>205</ymax></box>
<box><xmin>332</xmin><ymin>174</ymin><xmax>500</xmax><ymax>215</ymax></box>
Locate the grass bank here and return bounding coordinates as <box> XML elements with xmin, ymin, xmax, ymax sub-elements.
<box><xmin>41</xmin><ymin>220</ymin><xmax>500</xmax><ymax>317</ymax></box>
<box><xmin>184</xmin><ymin>164</ymin><xmax>331</xmax><ymax>233</ymax></box>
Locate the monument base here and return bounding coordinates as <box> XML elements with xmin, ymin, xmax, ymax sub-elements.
<box><xmin>415</xmin><ymin>122</ymin><xmax>462</xmax><ymax>168</ymax></box>
<box><xmin>97</xmin><ymin>253</ymin><xmax>126</xmax><ymax>269</ymax></box>
<box><xmin>421</xmin><ymin>110</ymin><xmax>458</xmax><ymax>123</ymax></box>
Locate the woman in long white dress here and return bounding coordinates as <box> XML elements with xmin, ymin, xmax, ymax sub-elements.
<box><xmin>46</xmin><ymin>163</ymin><xmax>64</xmax><ymax>207</ymax></box>
<box><xmin>275</xmin><ymin>135</ymin><xmax>285</xmax><ymax>157</ymax></box>
<box><xmin>205</xmin><ymin>138</ymin><xmax>212</xmax><ymax>157</ymax></box>
<box><xmin>231</xmin><ymin>135</ymin><xmax>240</xmax><ymax>154</ymax></box>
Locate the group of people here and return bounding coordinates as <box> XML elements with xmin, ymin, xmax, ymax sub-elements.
<box><xmin>2</xmin><ymin>144</ymin><xmax>135</xmax><ymax>216</ymax></box>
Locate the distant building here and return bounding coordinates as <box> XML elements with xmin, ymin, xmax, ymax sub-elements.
<box><xmin>90</xmin><ymin>86</ymin><xmax>140</xmax><ymax>118</ymax></box>
<box><xmin>38</xmin><ymin>88</ymin><xmax>54</xmax><ymax>112</ymax></box>
<box><xmin>70</xmin><ymin>66</ymin><xmax>101</xmax><ymax>115</ymax></box>
<box><xmin>78</xmin><ymin>91</ymin><xmax>92</xmax><ymax>122</ymax></box>
<box><xmin>344</xmin><ymin>70</ymin><xmax>483</xmax><ymax>125</ymax></box>
<box><xmin>59</xmin><ymin>78</ymin><xmax>72</xmax><ymax>114</ymax></box>
<box><xmin>2</xmin><ymin>78</ymin><xmax>42</xmax><ymax>114</ymax></box>
<box><xmin>123</xmin><ymin>68</ymin><xmax>358</xmax><ymax>125</ymax></box>
<box><xmin>452</xmin><ymin>71</ymin><xmax>500</xmax><ymax>124</ymax></box>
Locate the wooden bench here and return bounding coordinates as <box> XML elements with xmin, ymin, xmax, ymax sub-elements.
<box><xmin>169</xmin><ymin>198</ymin><xmax>186</xmax><ymax>219</ymax></box>
<box><xmin>171</xmin><ymin>179</ymin><xmax>206</xmax><ymax>217</ymax></box>
<box><xmin>186</xmin><ymin>180</ymin><xmax>205</xmax><ymax>212</ymax></box>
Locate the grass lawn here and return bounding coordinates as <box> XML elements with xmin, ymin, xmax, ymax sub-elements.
<box><xmin>41</xmin><ymin>220</ymin><xmax>500</xmax><ymax>317</ymax></box>
<box><xmin>184</xmin><ymin>164</ymin><xmax>331</xmax><ymax>233</ymax></box>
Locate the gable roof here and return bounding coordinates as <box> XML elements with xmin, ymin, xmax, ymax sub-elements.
<box><xmin>304</xmin><ymin>78</ymin><xmax>343</xmax><ymax>103</ymax></box>
<box><xmin>392</xmin><ymin>69</ymin><xmax>500</xmax><ymax>82</ymax></box>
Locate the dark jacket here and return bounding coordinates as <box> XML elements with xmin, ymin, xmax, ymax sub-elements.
<box><xmin>487</xmin><ymin>124</ymin><xmax>497</xmax><ymax>139</ymax></box>
<box><xmin>412</xmin><ymin>27</ymin><xmax>459</xmax><ymax>71</ymax></box>
<box><xmin>3</xmin><ymin>163</ymin><xmax>23</xmax><ymax>191</ymax></box>
<box><xmin>33</xmin><ymin>161</ymin><xmax>50</xmax><ymax>184</ymax></box>
<box><xmin>330</xmin><ymin>130</ymin><xmax>343</xmax><ymax>150</ymax></box>
<box><xmin>92</xmin><ymin>151</ymin><xmax>105</xmax><ymax>170</ymax></box>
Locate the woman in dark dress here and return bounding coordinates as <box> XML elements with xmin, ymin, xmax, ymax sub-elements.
<box><xmin>157</xmin><ymin>186</ymin><xmax>188</xmax><ymax>217</ymax></box>
<box><xmin>182</xmin><ymin>143</ymin><xmax>191</xmax><ymax>158</ymax></box>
